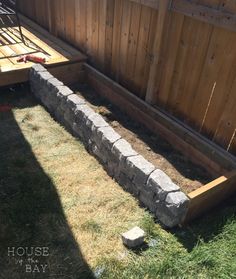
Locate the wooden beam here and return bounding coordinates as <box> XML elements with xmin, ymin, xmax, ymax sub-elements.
<box><xmin>0</xmin><ymin>62</ymin><xmax>84</xmax><ymax>87</ymax></box>
<box><xmin>145</xmin><ymin>0</ymin><xmax>171</xmax><ymax>104</ymax></box>
<box><xmin>132</xmin><ymin>0</ymin><xmax>236</xmax><ymax>34</ymax></box>
<box><xmin>184</xmin><ymin>170</ymin><xmax>236</xmax><ymax>222</ymax></box>
<box><xmin>172</xmin><ymin>0</ymin><xmax>236</xmax><ymax>33</ymax></box>
<box><xmin>84</xmin><ymin>63</ymin><xmax>236</xmax><ymax>175</ymax></box>
<box><xmin>130</xmin><ymin>0</ymin><xmax>159</xmax><ymax>10</ymax></box>
<box><xmin>48</xmin><ymin>62</ymin><xmax>85</xmax><ymax>85</ymax></box>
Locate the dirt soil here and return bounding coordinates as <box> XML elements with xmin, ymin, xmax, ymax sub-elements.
<box><xmin>72</xmin><ymin>84</ymin><xmax>214</xmax><ymax>194</ymax></box>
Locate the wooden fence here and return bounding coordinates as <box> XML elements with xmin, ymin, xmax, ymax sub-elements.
<box><xmin>18</xmin><ymin>0</ymin><xmax>236</xmax><ymax>156</ymax></box>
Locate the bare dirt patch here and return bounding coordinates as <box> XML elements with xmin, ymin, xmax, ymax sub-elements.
<box><xmin>72</xmin><ymin>84</ymin><xmax>213</xmax><ymax>194</ymax></box>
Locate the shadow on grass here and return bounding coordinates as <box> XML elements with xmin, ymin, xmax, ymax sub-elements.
<box><xmin>172</xmin><ymin>194</ymin><xmax>236</xmax><ymax>252</ymax></box>
<box><xmin>0</xmin><ymin>85</ymin><xmax>95</xmax><ymax>279</ymax></box>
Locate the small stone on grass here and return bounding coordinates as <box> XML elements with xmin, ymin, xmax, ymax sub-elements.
<box><xmin>121</xmin><ymin>226</ymin><xmax>145</xmax><ymax>248</ymax></box>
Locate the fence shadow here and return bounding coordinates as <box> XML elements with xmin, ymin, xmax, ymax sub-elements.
<box><xmin>0</xmin><ymin>85</ymin><xmax>95</xmax><ymax>279</ymax></box>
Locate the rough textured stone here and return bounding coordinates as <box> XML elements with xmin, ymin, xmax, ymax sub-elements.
<box><xmin>147</xmin><ymin>169</ymin><xmax>180</xmax><ymax>201</ymax></box>
<box><xmin>47</xmin><ymin>77</ymin><xmax>63</xmax><ymax>89</ymax></box>
<box><xmin>121</xmin><ymin>227</ymin><xmax>145</xmax><ymax>248</ymax></box>
<box><xmin>75</xmin><ymin>104</ymin><xmax>96</xmax><ymax>122</ymax></box>
<box><xmin>57</xmin><ymin>86</ymin><xmax>74</xmax><ymax>99</ymax></box>
<box><xmin>109</xmin><ymin>139</ymin><xmax>138</xmax><ymax>178</ymax></box>
<box><xmin>155</xmin><ymin>201</ymin><xmax>179</xmax><ymax>228</ymax></box>
<box><xmin>165</xmin><ymin>191</ymin><xmax>189</xmax><ymax>216</ymax></box>
<box><xmin>112</xmin><ymin>139</ymin><xmax>138</xmax><ymax>160</ymax></box>
<box><xmin>73</xmin><ymin>106</ymin><xmax>96</xmax><ymax>143</ymax></box>
<box><xmin>139</xmin><ymin>189</ymin><xmax>156</xmax><ymax>213</ymax></box>
<box><xmin>31</xmin><ymin>64</ymin><xmax>47</xmax><ymax>72</ymax></box>
<box><xmin>155</xmin><ymin>191</ymin><xmax>189</xmax><ymax>228</ymax></box>
<box><xmin>118</xmin><ymin>172</ymin><xmax>139</xmax><ymax>196</ymax></box>
<box><xmin>96</xmin><ymin>126</ymin><xmax>121</xmax><ymax>149</ymax></box>
<box><xmin>125</xmin><ymin>155</ymin><xmax>155</xmax><ymax>187</ymax></box>
<box><xmin>86</xmin><ymin>114</ymin><xmax>109</xmax><ymax>131</ymax></box>
<box><xmin>39</xmin><ymin>71</ymin><xmax>54</xmax><ymax>86</ymax></box>
<box><xmin>67</xmin><ymin>94</ymin><xmax>86</xmax><ymax>110</ymax></box>
<box><xmin>64</xmin><ymin>109</ymin><xmax>76</xmax><ymax>129</ymax></box>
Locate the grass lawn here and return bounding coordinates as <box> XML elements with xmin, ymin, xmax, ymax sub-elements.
<box><xmin>0</xmin><ymin>84</ymin><xmax>236</xmax><ymax>279</ymax></box>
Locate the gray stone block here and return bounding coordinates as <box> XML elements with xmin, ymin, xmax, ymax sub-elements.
<box><xmin>64</xmin><ymin>108</ymin><xmax>76</xmax><ymax>129</ymax></box>
<box><xmin>147</xmin><ymin>169</ymin><xmax>180</xmax><ymax>201</ymax></box>
<box><xmin>31</xmin><ymin>64</ymin><xmax>47</xmax><ymax>73</ymax></box>
<box><xmin>165</xmin><ymin>191</ymin><xmax>189</xmax><ymax>216</ymax></box>
<box><xmin>86</xmin><ymin>114</ymin><xmax>109</xmax><ymax>131</ymax></box>
<box><xmin>110</xmin><ymin>139</ymin><xmax>138</xmax><ymax>178</ymax></box>
<box><xmin>96</xmin><ymin>126</ymin><xmax>121</xmax><ymax>150</ymax></box>
<box><xmin>67</xmin><ymin>94</ymin><xmax>86</xmax><ymax>110</ymax></box>
<box><xmin>139</xmin><ymin>189</ymin><xmax>156</xmax><ymax>213</ymax></box>
<box><xmin>121</xmin><ymin>227</ymin><xmax>145</xmax><ymax>248</ymax></box>
<box><xmin>155</xmin><ymin>200</ymin><xmax>178</xmax><ymax>228</ymax></box>
<box><xmin>118</xmin><ymin>172</ymin><xmax>139</xmax><ymax>196</ymax></box>
<box><xmin>75</xmin><ymin>104</ymin><xmax>96</xmax><ymax>122</ymax></box>
<box><xmin>112</xmin><ymin>139</ymin><xmax>138</xmax><ymax>160</ymax></box>
<box><xmin>39</xmin><ymin>71</ymin><xmax>54</xmax><ymax>86</ymax></box>
<box><xmin>47</xmin><ymin>78</ymin><xmax>63</xmax><ymax>92</ymax></box>
<box><xmin>125</xmin><ymin>155</ymin><xmax>155</xmax><ymax>188</ymax></box>
<box><xmin>155</xmin><ymin>191</ymin><xmax>189</xmax><ymax>228</ymax></box>
<box><xmin>72</xmin><ymin>121</ymin><xmax>81</xmax><ymax>137</ymax></box>
<box><xmin>57</xmin><ymin>86</ymin><xmax>74</xmax><ymax>101</ymax></box>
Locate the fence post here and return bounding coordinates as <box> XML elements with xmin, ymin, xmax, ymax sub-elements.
<box><xmin>145</xmin><ymin>0</ymin><xmax>171</xmax><ymax>105</ymax></box>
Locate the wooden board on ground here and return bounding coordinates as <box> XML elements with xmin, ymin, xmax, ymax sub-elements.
<box><xmin>184</xmin><ymin>170</ymin><xmax>236</xmax><ymax>222</ymax></box>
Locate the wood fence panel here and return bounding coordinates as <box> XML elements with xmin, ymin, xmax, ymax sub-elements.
<box><xmin>18</xmin><ymin>0</ymin><xmax>236</xmax><ymax>157</ymax></box>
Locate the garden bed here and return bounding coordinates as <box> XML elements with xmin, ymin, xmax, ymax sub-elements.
<box><xmin>29</xmin><ymin>64</ymin><xmax>236</xmax><ymax>226</ymax></box>
<box><xmin>71</xmin><ymin>83</ymin><xmax>213</xmax><ymax>194</ymax></box>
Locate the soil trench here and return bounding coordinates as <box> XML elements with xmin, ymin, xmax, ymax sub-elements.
<box><xmin>72</xmin><ymin>83</ymin><xmax>214</xmax><ymax>194</ymax></box>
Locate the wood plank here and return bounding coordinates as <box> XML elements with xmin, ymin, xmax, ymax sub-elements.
<box><xmin>188</xmin><ymin>27</ymin><xmax>230</xmax><ymax>131</ymax></box>
<box><xmin>65</xmin><ymin>0</ymin><xmax>75</xmax><ymax>44</ymax></box>
<box><xmin>184</xmin><ymin>170</ymin><xmax>236</xmax><ymax>222</ymax></box>
<box><xmin>132</xmin><ymin>5</ymin><xmax>152</xmax><ymax>97</ymax></box>
<box><xmin>140</xmin><ymin>7</ymin><xmax>158</xmax><ymax>97</ymax></box>
<box><xmin>111</xmin><ymin>0</ymin><xmax>123</xmax><ymax>80</ymax></box>
<box><xmin>119</xmin><ymin>0</ymin><xmax>132</xmax><ymax>85</ymax></box>
<box><xmin>98</xmin><ymin>0</ymin><xmax>108</xmax><ymax>72</ymax></box>
<box><xmin>91</xmin><ymin>0</ymin><xmax>100</xmax><ymax>67</ymax></box>
<box><xmin>213</xmin><ymin>76</ymin><xmax>236</xmax><ymax>150</ymax></box>
<box><xmin>47</xmin><ymin>62</ymin><xmax>84</xmax><ymax>85</ymax></box>
<box><xmin>172</xmin><ymin>0</ymin><xmax>236</xmax><ymax>33</ymax></box>
<box><xmin>200</xmin><ymin>31</ymin><xmax>236</xmax><ymax>139</ymax></box>
<box><xmin>125</xmin><ymin>2</ymin><xmax>142</xmax><ymax>93</ymax></box>
<box><xmin>104</xmin><ymin>0</ymin><xmax>115</xmax><ymax>74</ymax></box>
<box><xmin>157</xmin><ymin>12</ymin><xmax>184</xmax><ymax>108</ymax></box>
<box><xmin>145</xmin><ymin>0</ymin><xmax>171</xmax><ymax>104</ymax></box>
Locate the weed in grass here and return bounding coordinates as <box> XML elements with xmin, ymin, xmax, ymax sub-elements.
<box><xmin>81</xmin><ymin>220</ymin><xmax>103</xmax><ymax>234</ymax></box>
